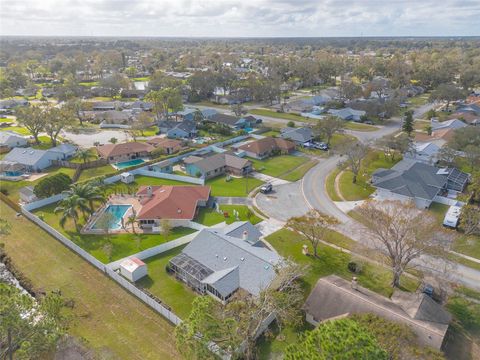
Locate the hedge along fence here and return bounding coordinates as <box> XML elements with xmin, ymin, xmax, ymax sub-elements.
<box><xmin>0</xmin><ymin>192</ymin><xmax>21</xmax><ymax>212</ymax></box>
<box><xmin>19</xmin><ymin>203</ymin><xmax>183</xmax><ymax>326</ymax></box>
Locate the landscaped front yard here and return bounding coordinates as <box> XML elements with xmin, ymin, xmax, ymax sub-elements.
<box><xmin>335</xmin><ymin>151</ymin><xmax>401</xmax><ymax>201</ymax></box>
<box><xmin>33</xmin><ymin>202</ymin><xmax>196</xmax><ymax>263</ymax></box>
<box><xmin>196</xmin><ymin>205</ymin><xmax>262</xmax><ymax>226</ymax></box>
<box><xmin>136</xmin><ymin>245</ymin><xmax>198</xmax><ymax>319</ymax></box>
<box><xmin>206</xmin><ymin>175</ymin><xmax>264</xmax><ymax>197</ymax></box>
<box><xmin>250</xmin><ymin>155</ymin><xmax>310</xmax><ymax>180</ymax></box>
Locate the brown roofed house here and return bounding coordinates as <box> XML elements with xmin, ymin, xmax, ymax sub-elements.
<box><xmin>96</xmin><ymin>142</ymin><xmax>155</xmax><ymax>163</ymax></box>
<box><xmin>146</xmin><ymin>137</ymin><xmax>183</xmax><ymax>154</ymax></box>
<box><xmin>303</xmin><ymin>275</ymin><xmax>451</xmax><ymax>350</ymax></box>
<box><xmin>136</xmin><ymin>185</ymin><xmax>211</xmax><ymax>228</ymax></box>
<box><xmin>237</xmin><ymin>137</ymin><xmax>295</xmax><ymax>159</ymax></box>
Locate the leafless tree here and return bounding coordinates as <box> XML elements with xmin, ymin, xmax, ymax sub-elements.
<box><xmin>338</xmin><ymin>141</ymin><xmax>369</xmax><ymax>183</ymax></box>
<box><xmin>357</xmin><ymin>200</ymin><xmax>446</xmax><ymax>288</ymax></box>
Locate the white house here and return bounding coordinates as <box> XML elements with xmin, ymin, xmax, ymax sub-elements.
<box><xmin>0</xmin><ymin>131</ymin><xmax>28</xmax><ymax>148</ymax></box>
<box><xmin>4</xmin><ymin>147</ymin><xmax>64</xmax><ymax>172</ymax></box>
<box><xmin>119</xmin><ymin>257</ymin><xmax>148</xmax><ymax>282</ymax></box>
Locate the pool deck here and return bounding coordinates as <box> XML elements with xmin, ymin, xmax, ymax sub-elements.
<box><xmin>81</xmin><ymin>195</ymin><xmax>144</xmax><ymax>234</ymax></box>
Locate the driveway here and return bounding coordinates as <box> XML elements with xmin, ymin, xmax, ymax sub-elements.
<box><xmin>255</xmin><ymin>181</ymin><xmax>310</xmax><ymax>222</ymax></box>
<box><xmin>214</xmin><ymin>197</ymin><xmax>252</xmax><ymax>205</ymax></box>
<box><xmin>250</xmin><ymin>172</ymin><xmax>290</xmax><ymax>186</ymax></box>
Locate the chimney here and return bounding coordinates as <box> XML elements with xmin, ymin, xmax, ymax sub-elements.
<box><xmin>351</xmin><ymin>277</ymin><xmax>358</xmax><ymax>291</ymax></box>
<box><xmin>242</xmin><ymin>230</ymin><xmax>248</xmax><ymax>241</ymax></box>
<box><xmin>146</xmin><ymin>186</ymin><xmax>153</xmax><ymax>198</ymax></box>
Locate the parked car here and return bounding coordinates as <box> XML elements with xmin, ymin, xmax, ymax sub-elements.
<box><xmin>313</xmin><ymin>142</ymin><xmax>329</xmax><ymax>151</ymax></box>
<box><xmin>363</xmin><ymin>120</ymin><xmax>374</xmax><ymax>125</ymax></box>
<box><xmin>260</xmin><ymin>183</ymin><xmax>273</xmax><ymax>194</ymax></box>
<box><xmin>303</xmin><ymin>142</ymin><xmax>313</xmax><ymax>148</ymax></box>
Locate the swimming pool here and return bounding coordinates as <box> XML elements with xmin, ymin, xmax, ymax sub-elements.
<box><xmin>92</xmin><ymin>204</ymin><xmax>132</xmax><ymax>230</ymax></box>
<box><xmin>114</xmin><ymin>158</ymin><xmax>145</xmax><ymax>169</ymax></box>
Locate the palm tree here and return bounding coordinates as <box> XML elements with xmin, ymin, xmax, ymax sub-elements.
<box><xmin>77</xmin><ymin>149</ymin><xmax>94</xmax><ymax>164</ymax></box>
<box><xmin>54</xmin><ymin>195</ymin><xmax>88</xmax><ymax>231</ymax></box>
<box><xmin>126</xmin><ymin>210</ymin><xmax>138</xmax><ymax>234</ymax></box>
<box><xmin>64</xmin><ymin>183</ymin><xmax>105</xmax><ymax>213</ymax></box>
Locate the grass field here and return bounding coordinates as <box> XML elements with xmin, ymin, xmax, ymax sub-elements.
<box><xmin>250</xmin><ymin>155</ymin><xmax>310</xmax><ymax>180</ymax></box>
<box><xmin>344</xmin><ymin>122</ymin><xmax>379</xmax><ymax>132</ymax></box>
<box><xmin>32</xmin><ymin>202</ymin><xmax>195</xmax><ymax>263</ymax></box>
<box><xmin>250</xmin><ymin>109</ymin><xmax>306</xmax><ymax>122</ymax></box>
<box><xmin>336</xmin><ymin>151</ymin><xmax>401</xmax><ymax>201</ymax></box>
<box><xmin>281</xmin><ymin>159</ymin><xmax>318</xmax><ymax>182</ymax></box>
<box><xmin>453</xmin><ymin>235</ymin><xmax>480</xmax><ymax>261</ymax></box>
<box><xmin>0</xmin><ymin>202</ymin><xmax>181</xmax><ymax>359</ymax></box>
<box><xmin>196</xmin><ymin>205</ymin><xmax>262</xmax><ymax>226</ymax></box>
<box><xmin>206</xmin><ymin>175</ymin><xmax>264</xmax><ymax>197</ymax></box>
<box><xmin>0</xmin><ymin>166</ymin><xmax>77</xmax><ymax>202</ymax></box>
<box><xmin>325</xmin><ymin>167</ymin><xmax>342</xmax><ymax>201</ymax></box>
<box><xmin>258</xmin><ymin>228</ymin><xmax>419</xmax><ymax>357</ymax></box>
<box><xmin>137</xmin><ymin>245</ymin><xmax>198</xmax><ymax>319</ymax></box>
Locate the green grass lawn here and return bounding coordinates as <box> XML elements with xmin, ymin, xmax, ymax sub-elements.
<box><xmin>0</xmin><ymin>166</ymin><xmax>76</xmax><ymax>202</ymax></box>
<box><xmin>344</xmin><ymin>122</ymin><xmax>379</xmax><ymax>132</ymax></box>
<box><xmin>258</xmin><ymin>130</ymin><xmax>281</xmax><ymax>137</ymax></box>
<box><xmin>0</xmin><ymin>202</ymin><xmax>181</xmax><ymax>359</ymax></box>
<box><xmin>1</xmin><ymin>126</ymin><xmax>31</xmax><ymax>135</ymax></box>
<box><xmin>329</xmin><ymin>133</ymin><xmax>357</xmax><ymax>149</ymax></box>
<box><xmin>196</xmin><ymin>205</ymin><xmax>262</xmax><ymax>226</ymax></box>
<box><xmin>452</xmin><ymin>235</ymin><xmax>480</xmax><ymax>260</ymax></box>
<box><xmin>139</xmin><ymin>126</ymin><xmax>158</xmax><ymax>137</ymax></box>
<box><xmin>250</xmin><ymin>155</ymin><xmax>309</xmax><ymax>180</ymax></box>
<box><xmin>337</xmin><ymin>151</ymin><xmax>401</xmax><ymax>201</ymax></box>
<box><xmin>429</xmin><ymin>202</ymin><xmax>449</xmax><ymax>225</ymax></box>
<box><xmin>281</xmin><ymin>159</ymin><xmax>318</xmax><ymax>182</ymax></box>
<box><xmin>32</xmin><ymin>202</ymin><xmax>196</xmax><ymax>263</ymax></box>
<box><xmin>0</xmin><ymin>117</ymin><xmax>13</xmax><ymax>123</ymax></box>
<box><xmin>258</xmin><ymin>228</ymin><xmax>419</xmax><ymax>357</ymax></box>
<box><xmin>77</xmin><ymin>164</ymin><xmax>117</xmax><ymax>182</ymax></box>
<box><xmin>325</xmin><ymin>167</ymin><xmax>342</xmax><ymax>201</ymax></box>
<box><xmin>249</xmin><ymin>109</ymin><xmax>306</xmax><ymax>122</ymax></box>
<box><xmin>206</xmin><ymin>175</ymin><xmax>264</xmax><ymax>197</ymax></box>
<box><xmin>136</xmin><ymin>245</ymin><xmax>198</xmax><ymax>319</ymax></box>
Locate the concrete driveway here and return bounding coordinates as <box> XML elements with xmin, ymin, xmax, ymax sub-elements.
<box><xmin>255</xmin><ymin>181</ymin><xmax>310</xmax><ymax>222</ymax></box>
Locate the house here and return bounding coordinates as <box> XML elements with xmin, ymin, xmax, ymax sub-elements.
<box><xmin>146</xmin><ymin>138</ymin><xmax>183</xmax><ymax>154</ymax></box>
<box><xmin>168</xmin><ymin>224</ymin><xmax>282</xmax><ymax>302</ymax></box>
<box><xmin>448</xmin><ymin>112</ymin><xmax>480</xmax><ymax>126</ymax></box>
<box><xmin>4</xmin><ymin>147</ymin><xmax>66</xmax><ymax>172</ymax></box>
<box><xmin>207</xmin><ymin>113</ymin><xmax>250</xmax><ymax>129</ymax></box>
<box><xmin>328</xmin><ymin>107</ymin><xmax>366</xmax><ymax>121</ymax></box>
<box><xmin>136</xmin><ymin>185</ymin><xmax>210</xmax><ymax>228</ymax></box>
<box><xmin>414</xmin><ymin>128</ymin><xmax>455</xmax><ymax>147</ymax></box>
<box><xmin>119</xmin><ymin>257</ymin><xmax>147</xmax><ymax>282</ymax></box>
<box><xmin>455</xmin><ymin>103</ymin><xmax>480</xmax><ymax>116</ymax></box>
<box><xmin>48</xmin><ymin>144</ymin><xmax>78</xmax><ymax>160</ymax></box>
<box><xmin>303</xmin><ymin>275</ymin><xmax>450</xmax><ymax>350</ymax></box>
<box><xmin>130</xmin><ymin>101</ymin><xmax>153</xmax><ymax>112</ymax></box>
<box><xmin>19</xmin><ymin>186</ymin><xmax>37</xmax><ymax>203</ymax></box>
<box><xmin>175</xmin><ymin>108</ymin><xmax>198</xmax><ymax>121</ymax></box>
<box><xmin>237</xmin><ymin>137</ymin><xmax>295</xmax><ymax>159</ymax></box>
<box><xmin>431</xmin><ymin>118</ymin><xmax>467</xmax><ymax>131</ymax></box>
<box><xmin>120</xmin><ymin>89</ymin><xmax>146</xmax><ymax>99</ymax></box>
<box><xmin>0</xmin><ymin>99</ymin><xmax>29</xmax><ymax>114</ymax></box>
<box><xmin>184</xmin><ymin>153</ymin><xmax>252</xmax><ymax>179</ymax></box>
<box><xmin>96</xmin><ymin>142</ymin><xmax>154</xmax><ymax>163</ymax></box>
<box><xmin>372</xmin><ymin>160</ymin><xmax>469</xmax><ymax>208</ymax></box>
<box><xmin>0</xmin><ymin>131</ymin><xmax>28</xmax><ymax>148</ymax></box>
<box><xmin>92</xmin><ymin>101</ymin><xmax>119</xmax><ymax>111</ymax></box>
<box><xmin>280</xmin><ymin>127</ymin><xmax>314</xmax><ymax>145</ymax></box>
<box><xmin>404</xmin><ymin>142</ymin><xmax>440</xmax><ymax>164</ymax></box>
<box><xmin>158</xmin><ymin>120</ymin><xmax>197</xmax><ymax>139</ymax></box>
<box><xmin>151</xmin><ymin>159</ymin><xmax>173</xmax><ymax>173</ymax></box>
<box><xmin>201</xmin><ymin>108</ymin><xmax>218</xmax><ymax>119</ymax></box>
<box><xmin>95</xmin><ymin>110</ymin><xmax>132</xmax><ymax>125</ymax></box>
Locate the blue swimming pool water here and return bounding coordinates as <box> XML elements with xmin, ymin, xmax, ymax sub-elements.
<box><xmin>92</xmin><ymin>204</ymin><xmax>132</xmax><ymax>230</ymax></box>
<box><xmin>114</xmin><ymin>158</ymin><xmax>145</xmax><ymax>169</ymax></box>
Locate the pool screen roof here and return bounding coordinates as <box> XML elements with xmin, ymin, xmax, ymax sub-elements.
<box><xmin>170</xmin><ymin>252</ymin><xmax>213</xmax><ymax>281</ymax></box>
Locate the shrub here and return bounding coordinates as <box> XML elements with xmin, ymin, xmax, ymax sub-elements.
<box><xmin>34</xmin><ymin>173</ymin><xmax>72</xmax><ymax>198</ymax></box>
<box><xmin>287</xmin><ymin>121</ymin><xmax>295</xmax><ymax>127</ymax></box>
<box><xmin>348</xmin><ymin>261</ymin><xmax>362</xmax><ymax>274</ymax></box>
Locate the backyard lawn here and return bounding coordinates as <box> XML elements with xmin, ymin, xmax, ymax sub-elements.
<box><xmin>77</xmin><ymin>164</ymin><xmax>117</xmax><ymax>182</ymax></box>
<box><xmin>137</xmin><ymin>245</ymin><xmax>197</xmax><ymax>319</ymax></box>
<box><xmin>258</xmin><ymin>228</ymin><xmax>419</xmax><ymax>358</ymax></box>
<box><xmin>250</xmin><ymin>155</ymin><xmax>309</xmax><ymax>180</ymax></box>
<box><xmin>196</xmin><ymin>205</ymin><xmax>262</xmax><ymax>226</ymax></box>
<box><xmin>206</xmin><ymin>175</ymin><xmax>264</xmax><ymax>197</ymax></box>
<box><xmin>32</xmin><ymin>202</ymin><xmax>196</xmax><ymax>263</ymax></box>
<box><xmin>0</xmin><ymin>202</ymin><xmax>181</xmax><ymax>359</ymax></box>
<box><xmin>452</xmin><ymin>235</ymin><xmax>480</xmax><ymax>260</ymax></box>
<box><xmin>336</xmin><ymin>151</ymin><xmax>401</xmax><ymax>201</ymax></box>
<box><xmin>0</xmin><ymin>166</ymin><xmax>76</xmax><ymax>202</ymax></box>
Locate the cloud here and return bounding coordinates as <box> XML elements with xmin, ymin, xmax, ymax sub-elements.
<box><xmin>0</xmin><ymin>0</ymin><xmax>478</xmax><ymax>36</ymax></box>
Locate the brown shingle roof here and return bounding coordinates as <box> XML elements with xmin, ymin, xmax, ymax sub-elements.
<box><xmin>238</xmin><ymin>137</ymin><xmax>295</xmax><ymax>155</ymax></box>
<box><xmin>146</xmin><ymin>137</ymin><xmax>183</xmax><ymax>149</ymax></box>
<box><xmin>137</xmin><ymin>185</ymin><xmax>210</xmax><ymax>220</ymax></box>
<box><xmin>303</xmin><ymin>275</ymin><xmax>450</xmax><ymax>350</ymax></box>
<box><xmin>96</xmin><ymin>142</ymin><xmax>154</xmax><ymax>158</ymax></box>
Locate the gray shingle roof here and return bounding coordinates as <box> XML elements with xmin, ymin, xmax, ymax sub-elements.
<box><xmin>4</xmin><ymin>147</ymin><xmax>49</xmax><ymax>166</ymax></box>
<box><xmin>280</xmin><ymin>127</ymin><xmax>313</xmax><ymax>143</ymax></box>
<box><xmin>222</xmin><ymin>221</ymin><xmax>262</xmax><ymax>244</ymax></box>
<box><xmin>180</xmin><ymin>227</ymin><xmax>281</xmax><ymax>296</ymax></box>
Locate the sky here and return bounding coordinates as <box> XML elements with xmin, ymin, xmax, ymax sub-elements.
<box><xmin>0</xmin><ymin>0</ymin><xmax>479</xmax><ymax>37</ymax></box>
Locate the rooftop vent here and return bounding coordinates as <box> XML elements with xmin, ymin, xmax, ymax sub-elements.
<box><xmin>240</xmin><ymin>257</ymin><xmax>245</xmax><ymax>261</ymax></box>
<box><xmin>223</xmin><ymin>257</ymin><xmax>227</xmax><ymax>261</ymax></box>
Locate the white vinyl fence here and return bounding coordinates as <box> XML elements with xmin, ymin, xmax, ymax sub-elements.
<box><xmin>21</xmin><ymin>206</ymin><xmax>182</xmax><ymax>326</ymax></box>
<box><xmin>133</xmin><ymin>169</ymin><xmax>205</xmax><ymax>184</ymax></box>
